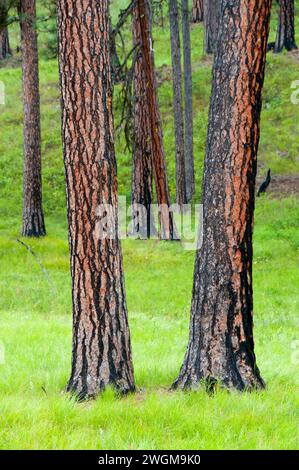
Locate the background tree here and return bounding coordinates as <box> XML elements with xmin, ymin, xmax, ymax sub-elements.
<box><xmin>274</xmin><ymin>0</ymin><xmax>297</xmax><ymax>52</ymax></box>
<box><xmin>169</xmin><ymin>0</ymin><xmax>186</xmax><ymax>206</ymax></box>
<box><xmin>203</xmin><ymin>0</ymin><xmax>220</xmax><ymax>54</ymax></box>
<box><xmin>131</xmin><ymin>0</ymin><xmax>155</xmax><ymax>237</ymax></box>
<box><xmin>0</xmin><ymin>26</ymin><xmax>11</xmax><ymax>59</ymax></box>
<box><xmin>192</xmin><ymin>0</ymin><xmax>203</xmax><ymax>23</ymax></box>
<box><xmin>57</xmin><ymin>0</ymin><xmax>135</xmax><ymax>399</ymax></box>
<box><xmin>173</xmin><ymin>0</ymin><xmax>272</xmax><ymax>392</ymax></box>
<box><xmin>135</xmin><ymin>0</ymin><xmax>177</xmax><ymax>240</ymax></box>
<box><xmin>19</xmin><ymin>0</ymin><xmax>45</xmax><ymax>237</ymax></box>
<box><xmin>182</xmin><ymin>0</ymin><xmax>194</xmax><ymax>202</ymax></box>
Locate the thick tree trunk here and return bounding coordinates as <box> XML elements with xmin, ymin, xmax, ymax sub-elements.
<box><xmin>20</xmin><ymin>0</ymin><xmax>45</xmax><ymax>237</ymax></box>
<box><xmin>203</xmin><ymin>0</ymin><xmax>221</xmax><ymax>54</ymax></box>
<box><xmin>173</xmin><ymin>0</ymin><xmax>272</xmax><ymax>392</ymax></box>
<box><xmin>135</xmin><ymin>0</ymin><xmax>177</xmax><ymax>240</ymax></box>
<box><xmin>192</xmin><ymin>0</ymin><xmax>203</xmax><ymax>23</ymax></box>
<box><xmin>131</xmin><ymin>2</ymin><xmax>155</xmax><ymax>238</ymax></box>
<box><xmin>182</xmin><ymin>0</ymin><xmax>195</xmax><ymax>202</ymax></box>
<box><xmin>0</xmin><ymin>26</ymin><xmax>11</xmax><ymax>60</ymax></box>
<box><xmin>57</xmin><ymin>0</ymin><xmax>135</xmax><ymax>400</ymax></box>
<box><xmin>169</xmin><ymin>0</ymin><xmax>186</xmax><ymax>206</ymax></box>
<box><xmin>274</xmin><ymin>0</ymin><xmax>297</xmax><ymax>52</ymax></box>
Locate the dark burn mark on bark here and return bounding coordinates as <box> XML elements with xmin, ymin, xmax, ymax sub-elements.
<box><xmin>173</xmin><ymin>0</ymin><xmax>272</xmax><ymax>392</ymax></box>
<box><xmin>57</xmin><ymin>0</ymin><xmax>135</xmax><ymax>400</ymax></box>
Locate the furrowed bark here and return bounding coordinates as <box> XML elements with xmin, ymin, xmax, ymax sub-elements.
<box><xmin>192</xmin><ymin>0</ymin><xmax>203</xmax><ymax>23</ymax></box>
<box><xmin>203</xmin><ymin>0</ymin><xmax>221</xmax><ymax>54</ymax></box>
<box><xmin>20</xmin><ymin>0</ymin><xmax>46</xmax><ymax>237</ymax></box>
<box><xmin>57</xmin><ymin>0</ymin><xmax>135</xmax><ymax>400</ymax></box>
<box><xmin>182</xmin><ymin>0</ymin><xmax>195</xmax><ymax>202</ymax></box>
<box><xmin>0</xmin><ymin>26</ymin><xmax>11</xmax><ymax>59</ymax></box>
<box><xmin>169</xmin><ymin>0</ymin><xmax>186</xmax><ymax>206</ymax></box>
<box><xmin>131</xmin><ymin>1</ymin><xmax>155</xmax><ymax>238</ymax></box>
<box><xmin>274</xmin><ymin>0</ymin><xmax>297</xmax><ymax>53</ymax></box>
<box><xmin>135</xmin><ymin>0</ymin><xmax>178</xmax><ymax>240</ymax></box>
<box><xmin>173</xmin><ymin>0</ymin><xmax>272</xmax><ymax>392</ymax></box>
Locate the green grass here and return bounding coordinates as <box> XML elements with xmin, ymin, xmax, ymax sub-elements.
<box><xmin>0</xmin><ymin>0</ymin><xmax>298</xmax><ymax>450</ymax></box>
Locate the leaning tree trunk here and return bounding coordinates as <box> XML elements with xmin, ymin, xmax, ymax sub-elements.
<box><xmin>203</xmin><ymin>0</ymin><xmax>221</xmax><ymax>54</ymax></box>
<box><xmin>136</xmin><ymin>0</ymin><xmax>177</xmax><ymax>240</ymax></box>
<box><xmin>274</xmin><ymin>0</ymin><xmax>297</xmax><ymax>52</ymax></box>
<box><xmin>182</xmin><ymin>0</ymin><xmax>195</xmax><ymax>202</ymax></box>
<box><xmin>131</xmin><ymin>2</ymin><xmax>155</xmax><ymax>238</ymax></box>
<box><xmin>173</xmin><ymin>0</ymin><xmax>272</xmax><ymax>392</ymax></box>
<box><xmin>192</xmin><ymin>0</ymin><xmax>203</xmax><ymax>23</ymax></box>
<box><xmin>169</xmin><ymin>0</ymin><xmax>186</xmax><ymax>206</ymax></box>
<box><xmin>0</xmin><ymin>26</ymin><xmax>11</xmax><ymax>60</ymax></box>
<box><xmin>57</xmin><ymin>0</ymin><xmax>135</xmax><ymax>400</ymax></box>
<box><xmin>20</xmin><ymin>0</ymin><xmax>45</xmax><ymax>237</ymax></box>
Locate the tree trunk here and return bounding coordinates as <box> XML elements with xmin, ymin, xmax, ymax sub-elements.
<box><xmin>135</xmin><ymin>0</ymin><xmax>177</xmax><ymax>240</ymax></box>
<box><xmin>169</xmin><ymin>0</ymin><xmax>186</xmax><ymax>206</ymax></box>
<box><xmin>192</xmin><ymin>0</ymin><xmax>203</xmax><ymax>23</ymax></box>
<box><xmin>0</xmin><ymin>26</ymin><xmax>11</xmax><ymax>60</ymax></box>
<box><xmin>131</xmin><ymin>3</ymin><xmax>155</xmax><ymax>238</ymax></box>
<box><xmin>57</xmin><ymin>0</ymin><xmax>135</xmax><ymax>400</ymax></box>
<box><xmin>173</xmin><ymin>0</ymin><xmax>272</xmax><ymax>392</ymax></box>
<box><xmin>182</xmin><ymin>0</ymin><xmax>195</xmax><ymax>202</ymax></box>
<box><xmin>20</xmin><ymin>0</ymin><xmax>46</xmax><ymax>237</ymax></box>
<box><xmin>203</xmin><ymin>0</ymin><xmax>221</xmax><ymax>54</ymax></box>
<box><xmin>274</xmin><ymin>0</ymin><xmax>297</xmax><ymax>52</ymax></box>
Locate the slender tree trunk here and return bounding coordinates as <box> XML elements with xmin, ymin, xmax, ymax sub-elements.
<box><xmin>131</xmin><ymin>2</ymin><xmax>155</xmax><ymax>238</ymax></box>
<box><xmin>173</xmin><ymin>0</ymin><xmax>272</xmax><ymax>392</ymax></box>
<box><xmin>57</xmin><ymin>0</ymin><xmax>135</xmax><ymax>400</ymax></box>
<box><xmin>136</xmin><ymin>0</ymin><xmax>177</xmax><ymax>240</ymax></box>
<box><xmin>169</xmin><ymin>0</ymin><xmax>186</xmax><ymax>206</ymax></box>
<box><xmin>0</xmin><ymin>26</ymin><xmax>11</xmax><ymax>59</ymax></box>
<box><xmin>20</xmin><ymin>0</ymin><xmax>45</xmax><ymax>237</ymax></box>
<box><xmin>274</xmin><ymin>0</ymin><xmax>297</xmax><ymax>52</ymax></box>
<box><xmin>192</xmin><ymin>0</ymin><xmax>203</xmax><ymax>23</ymax></box>
<box><xmin>203</xmin><ymin>0</ymin><xmax>221</xmax><ymax>54</ymax></box>
<box><xmin>182</xmin><ymin>0</ymin><xmax>195</xmax><ymax>202</ymax></box>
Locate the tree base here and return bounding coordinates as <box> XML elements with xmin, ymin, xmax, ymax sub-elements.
<box><xmin>22</xmin><ymin>211</ymin><xmax>46</xmax><ymax>237</ymax></box>
<box><xmin>172</xmin><ymin>369</ymin><xmax>265</xmax><ymax>393</ymax></box>
<box><xmin>66</xmin><ymin>377</ymin><xmax>136</xmax><ymax>402</ymax></box>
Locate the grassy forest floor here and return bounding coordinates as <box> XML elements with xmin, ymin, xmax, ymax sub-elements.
<box><xmin>0</xmin><ymin>0</ymin><xmax>298</xmax><ymax>450</ymax></box>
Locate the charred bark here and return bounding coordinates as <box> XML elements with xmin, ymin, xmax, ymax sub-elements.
<box><xmin>57</xmin><ymin>0</ymin><xmax>135</xmax><ymax>400</ymax></box>
<box><xmin>203</xmin><ymin>0</ymin><xmax>221</xmax><ymax>54</ymax></box>
<box><xmin>20</xmin><ymin>0</ymin><xmax>45</xmax><ymax>237</ymax></box>
<box><xmin>173</xmin><ymin>0</ymin><xmax>272</xmax><ymax>392</ymax></box>
<box><xmin>169</xmin><ymin>0</ymin><xmax>186</xmax><ymax>206</ymax></box>
<box><xmin>274</xmin><ymin>0</ymin><xmax>297</xmax><ymax>52</ymax></box>
<box><xmin>131</xmin><ymin>2</ymin><xmax>155</xmax><ymax>238</ymax></box>
<box><xmin>182</xmin><ymin>0</ymin><xmax>195</xmax><ymax>202</ymax></box>
<box><xmin>135</xmin><ymin>0</ymin><xmax>177</xmax><ymax>240</ymax></box>
<box><xmin>192</xmin><ymin>0</ymin><xmax>203</xmax><ymax>23</ymax></box>
<box><xmin>0</xmin><ymin>26</ymin><xmax>11</xmax><ymax>59</ymax></box>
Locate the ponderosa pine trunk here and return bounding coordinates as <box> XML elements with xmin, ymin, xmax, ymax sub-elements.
<box><xmin>203</xmin><ymin>0</ymin><xmax>221</xmax><ymax>54</ymax></box>
<box><xmin>173</xmin><ymin>0</ymin><xmax>272</xmax><ymax>392</ymax></box>
<box><xmin>131</xmin><ymin>1</ymin><xmax>155</xmax><ymax>238</ymax></box>
<box><xmin>20</xmin><ymin>0</ymin><xmax>45</xmax><ymax>237</ymax></box>
<box><xmin>57</xmin><ymin>0</ymin><xmax>135</xmax><ymax>400</ymax></box>
<box><xmin>169</xmin><ymin>0</ymin><xmax>186</xmax><ymax>206</ymax></box>
<box><xmin>182</xmin><ymin>0</ymin><xmax>195</xmax><ymax>202</ymax></box>
<box><xmin>136</xmin><ymin>0</ymin><xmax>177</xmax><ymax>240</ymax></box>
<box><xmin>192</xmin><ymin>0</ymin><xmax>203</xmax><ymax>23</ymax></box>
<box><xmin>274</xmin><ymin>0</ymin><xmax>297</xmax><ymax>52</ymax></box>
<box><xmin>0</xmin><ymin>26</ymin><xmax>11</xmax><ymax>59</ymax></box>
